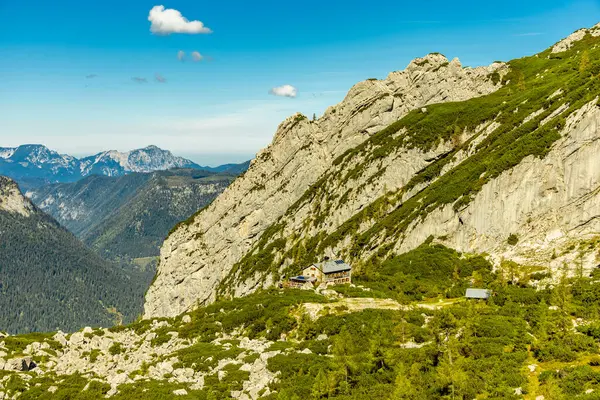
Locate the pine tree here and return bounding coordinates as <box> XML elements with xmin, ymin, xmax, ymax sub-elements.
<box><xmin>580</xmin><ymin>49</ymin><xmax>591</xmax><ymax>74</ymax></box>
<box><xmin>518</xmin><ymin>72</ymin><xmax>526</xmax><ymax>91</ymax></box>
<box><xmin>311</xmin><ymin>369</ymin><xmax>329</xmax><ymax>399</ymax></box>
<box><xmin>552</xmin><ymin>263</ymin><xmax>573</xmax><ymax>336</ymax></box>
<box><xmin>392</xmin><ymin>364</ymin><xmax>417</xmax><ymax>399</ymax></box>
<box><xmin>331</xmin><ymin>327</ymin><xmax>361</xmax><ymax>383</ymax></box>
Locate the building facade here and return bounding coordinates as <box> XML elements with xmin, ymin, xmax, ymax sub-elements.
<box><xmin>301</xmin><ymin>260</ymin><xmax>352</xmax><ymax>285</ymax></box>
<box><xmin>287</xmin><ymin>276</ymin><xmax>317</xmax><ymax>289</ymax></box>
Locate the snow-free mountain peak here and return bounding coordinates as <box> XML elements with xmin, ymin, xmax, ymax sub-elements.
<box><xmin>79</xmin><ymin>145</ymin><xmax>200</xmax><ymax>176</ymax></box>
<box><xmin>0</xmin><ymin>176</ymin><xmax>35</xmax><ymax>217</ymax></box>
<box><xmin>0</xmin><ymin>144</ymin><xmax>244</xmax><ymax>190</ymax></box>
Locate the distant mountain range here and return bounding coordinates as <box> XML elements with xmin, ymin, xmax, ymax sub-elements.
<box><xmin>0</xmin><ymin>144</ymin><xmax>250</xmax><ymax>190</ymax></box>
<box><xmin>0</xmin><ymin>176</ymin><xmax>144</xmax><ymax>333</ymax></box>
<box><xmin>28</xmin><ymin>168</ymin><xmax>236</xmax><ymax>263</ymax></box>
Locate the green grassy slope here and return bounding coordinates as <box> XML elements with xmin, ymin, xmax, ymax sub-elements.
<box><xmin>4</xmin><ymin>242</ymin><xmax>600</xmax><ymax>399</ymax></box>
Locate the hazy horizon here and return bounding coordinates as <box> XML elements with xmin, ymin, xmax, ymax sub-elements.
<box><xmin>0</xmin><ymin>142</ymin><xmax>254</xmax><ymax>167</ymax></box>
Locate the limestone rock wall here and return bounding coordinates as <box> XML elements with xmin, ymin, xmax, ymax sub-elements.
<box><xmin>144</xmin><ymin>54</ymin><xmax>507</xmax><ymax>318</ymax></box>
<box><xmin>0</xmin><ymin>176</ymin><xmax>34</xmax><ymax>217</ymax></box>
<box><xmin>397</xmin><ymin>99</ymin><xmax>600</xmax><ymax>274</ymax></box>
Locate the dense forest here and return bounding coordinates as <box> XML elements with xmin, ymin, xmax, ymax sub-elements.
<box><xmin>0</xmin><ymin>178</ymin><xmax>145</xmax><ymax>333</ymax></box>
<box><xmin>82</xmin><ymin>170</ymin><xmax>234</xmax><ymax>262</ymax></box>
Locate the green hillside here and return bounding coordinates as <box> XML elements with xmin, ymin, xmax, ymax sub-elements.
<box><xmin>30</xmin><ymin>169</ymin><xmax>235</xmax><ymax>263</ymax></box>
<box><xmin>0</xmin><ymin>177</ymin><xmax>145</xmax><ymax>333</ymax></box>
<box><xmin>3</xmin><ymin>243</ymin><xmax>600</xmax><ymax>399</ymax></box>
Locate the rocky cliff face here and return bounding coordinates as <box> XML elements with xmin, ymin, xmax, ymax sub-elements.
<box><xmin>146</xmin><ymin>24</ymin><xmax>600</xmax><ymax>319</ymax></box>
<box><xmin>0</xmin><ymin>176</ymin><xmax>34</xmax><ymax>217</ymax></box>
<box><xmin>396</xmin><ymin>98</ymin><xmax>600</xmax><ymax>271</ymax></box>
<box><xmin>145</xmin><ymin>54</ymin><xmax>508</xmax><ymax>317</ymax></box>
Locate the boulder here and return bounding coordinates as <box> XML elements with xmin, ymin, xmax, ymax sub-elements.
<box><xmin>107</xmin><ymin>372</ymin><xmax>129</xmax><ymax>386</ymax></box>
<box><xmin>69</xmin><ymin>332</ymin><xmax>85</xmax><ymax>346</ymax></box>
<box><xmin>53</xmin><ymin>331</ymin><xmax>68</xmax><ymax>347</ymax></box>
<box><xmin>4</xmin><ymin>357</ymin><xmax>36</xmax><ymax>371</ymax></box>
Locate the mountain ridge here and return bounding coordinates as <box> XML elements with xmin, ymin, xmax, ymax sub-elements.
<box><xmin>144</xmin><ymin>50</ymin><xmax>510</xmax><ymax>317</ymax></box>
<box><xmin>145</xmin><ymin>23</ymin><xmax>600</xmax><ymax>318</ymax></box>
<box><xmin>0</xmin><ymin>144</ymin><xmax>249</xmax><ymax>190</ymax></box>
<box><xmin>28</xmin><ymin>168</ymin><xmax>236</xmax><ymax>263</ymax></box>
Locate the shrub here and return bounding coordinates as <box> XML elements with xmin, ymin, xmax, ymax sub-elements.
<box><xmin>108</xmin><ymin>342</ymin><xmax>123</xmax><ymax>356</ymax></box>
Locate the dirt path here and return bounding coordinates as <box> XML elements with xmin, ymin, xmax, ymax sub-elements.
<box><xmin>300</xmin><ymin>297</ymin><xmax>460</xmax><ymax>320</ymax></box>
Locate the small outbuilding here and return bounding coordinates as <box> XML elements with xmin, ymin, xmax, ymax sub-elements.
<box><xmin>465</xmin><ymin>288</ymin><xmax>492</xmax><ymax>299</ymax></box>
<box><xmin>287</xmin><ymin>275</ymin><xmax>317</xmax><ymax>289</ymax></box>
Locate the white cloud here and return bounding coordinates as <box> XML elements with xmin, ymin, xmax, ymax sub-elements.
<box><xmin>148</xmin><ymin>5</ymin><xmax>212</xmax><ymax>35</ymax></box>
<box><xmin>177</xmin><ymin>50</ymin><xmax>185</xmax><ymax>61</ymax></box>
<box><xmin>191</xmin><ymin>51</ymin><xmax>203</xmax><ymax>62</ymax></box>
<box><xmin>269</xmin><ymin>85</ymin><xmax>297</xmax><ymax>98</ymax></box>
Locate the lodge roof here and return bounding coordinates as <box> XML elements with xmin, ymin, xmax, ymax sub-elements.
<box><xmin>290</xmin><ymin>276</ymin><xmax>317</xmax><ymax>282</ymax></box>
<box><xmin>313</xmin><ymin>260</ymin><xmax>351</xmax><ymax>274</ymax></box>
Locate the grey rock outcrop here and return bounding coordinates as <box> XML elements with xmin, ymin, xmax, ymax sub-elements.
<box><xmin>552</xmin><ymin>23</ymin><xmax>600</xmax><ymax>53</ymax></box>
<box><xmin>396</xmin><ymin>98</ymin><xmax>600</xmax><ymax>275</ymax></box>
<box><xmin>0</xmin><ymin>176</ymin><xmax>34</xmax><ymax>217</ymax></box>
<box><xmin>2</xmin><ymin>357</ymin><xmax>35</xmax><ymax>372</ymax></box>
<box><xmin>144</xmin><ymin>23</ymin><xmax>600</xmax><ymax>322</ymax></box>
<box><xmin>144</xmin><ymin>54</ymin><xmax>508</xmax><ymax>318</ymax></box>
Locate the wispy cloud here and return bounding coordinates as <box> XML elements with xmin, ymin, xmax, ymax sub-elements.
<box><xmin>177</xmin><ymin>50</ymin><xmax>185</xmax><ymax>61</ymax></box>
<box><xmin>191</xmin><ymin>51</ymin><xmax>203</xmax><ymax>62</ymax></box>
<box><xmin>155</xmin><ymin>73</ymin><xmax>166</xmax><ymax>83</ymax></box>
<box><xmin>269</xmin><ymin>85</ymin><xmax>297</xmax><ymax>98</ymax></box>
<box><xmin>86</xmin><ymin>74</ymin><xmax>98</xmax><ymax>79</ymax></box>
<box><xmin>148</xmin><ymin>5</ymin><xmax>212</xmax><ymax>35</ymax></box>
<box><xmin>132</xmin><ymin>77</ymin><xmax>148</xmax><ymax>83</ymax></box>
<box><xmin>513</xmin><ymin>32</ymin><xmax>543</xmax><ymax>37</ymax></box>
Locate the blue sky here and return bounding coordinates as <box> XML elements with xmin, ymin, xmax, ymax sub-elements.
<box><xmin>1</xmin><ymin>0</ymin><xmax>599</xmax><ymax>165</ymax></box>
